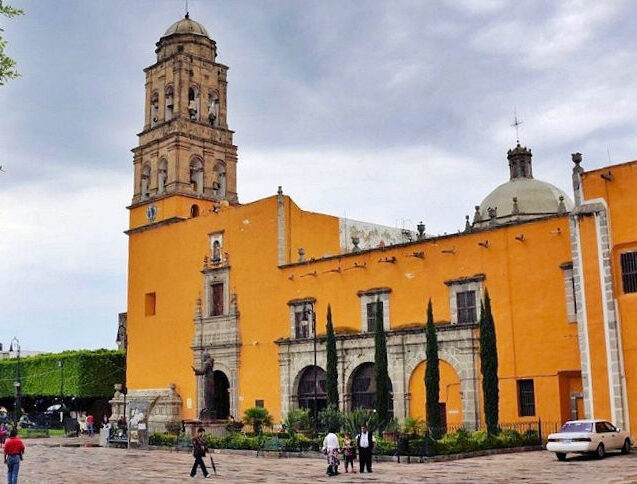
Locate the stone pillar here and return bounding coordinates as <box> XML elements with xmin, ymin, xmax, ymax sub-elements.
<box><xmin>388</xmin><ymin>342</ymin><xmax>407</xmax><ymax>421</ymax></box>
<box><xmin>279</xmin><ymin>349</ymin><xmax>291</xmax><ymax>418</ymax></box>
<box><xmin>460</xmin><ymin>370</ymin><xmax>479</xmax><ymax>431</ymax></box>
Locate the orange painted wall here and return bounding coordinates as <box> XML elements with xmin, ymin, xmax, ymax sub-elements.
<box><xmin>408</xmin><ymin>360</ymin><xmax>462</xmax><ymax>425</ymax></box>
<box><xmin>580</xmin><ymin>160</ymin><xmax>637</xmax><ymax>434</ymax></box>
<box><xmin>126</xmin><ymin>194</ymin><xmax>342</xmax><ymax>421</ymax></box>
<box><xmin>279</xmin><ymin>215</ymin><xmax>580</xmax><ymax>425</ymax></box>
<box><xmin>127</xmin><ymin>189</ymin><xmax>582</xmax><ymax>426</ymax></box>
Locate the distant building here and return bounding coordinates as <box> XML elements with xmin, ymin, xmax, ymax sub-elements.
<box><xmin>116</xmin><ymin>14</ymin><xmax>637</xmax><ymax>438</ymax></box>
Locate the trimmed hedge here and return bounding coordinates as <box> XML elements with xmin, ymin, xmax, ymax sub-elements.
<box><xmin>148</xmin><ymin>428</ymin><xmax>539</xmax><ymax>456</ymax></box>
<box><xmin>0</xmin><ymin>349</ymin><xmax>125</xmax><ymax>398</ymax></box>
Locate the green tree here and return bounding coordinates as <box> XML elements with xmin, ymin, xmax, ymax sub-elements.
<box><xmin>374</xmin><ymin>299</ymin><xmax>390</xmax><ymax>430</ymax></box>
<box><xmin>242</xmin><ymin>406</ymin><xmax>273</xmax><ymax>434</ymax></box>
<box><xmin>480</xmin><ymin>290</ymin><xmax>499</xmax><ymax>434</ymax></box>
<box><xmin>325</xmin><ymin>304</ymin><xmax>339</xmax><ymax>408</ymax></box>
<box><xmin>0</xmin><ymin>1</ymin><xmax>24</xmax><ymax>86</ymax></box>
<box><xmin>425</xmin><ymin>299</ymin><xmax>441</xmax><ymax>432</ymax></box>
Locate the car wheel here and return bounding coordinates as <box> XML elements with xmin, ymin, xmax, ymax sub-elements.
<box><xmin>595</xmin><ymin>443</ymin><xmax>605</xmax><ymax>459</ymax></box>
<box><xmin>556</xmin><ymin>452</ymin><xmax>566</xmax><ymax>461</ymax></box>
<box><xmin>622</xmin><ymin>439</ymin><xmax>631</xmax><ymax>454</ymax></box>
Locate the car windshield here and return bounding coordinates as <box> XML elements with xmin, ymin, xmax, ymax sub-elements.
<box><xmin>560</xmin><ymin>422</ymin><xmax>593</xmax><ymax>433</ymax></box>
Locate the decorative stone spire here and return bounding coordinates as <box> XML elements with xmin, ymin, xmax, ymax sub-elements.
<box><xmin>507</xmin><ymin>144</ymin><xmax>533</xmax><ymax>180</ymax></box>
<box><xmin>557</xmin><ymin>195</ymin><xmax>567</xmax><ymax>214</ymax></box>
<box><xmin>572</xmin><ymin>152</ymin><xmax>584</xmax><ymax>206</ymax></box>
<box><xmin>464</xmin><ymin>215</ymin><xmax>472</xmax><ymax>232</ymax></box>
<box><xmin>512</xmin><ymin>197</ymin><xmax>520</xmax><ymax>215</ymax></box>
<box><xmin>473</xmin><ymin>205</ymin><xmax>481</xmax><ymax>224</ymax></box>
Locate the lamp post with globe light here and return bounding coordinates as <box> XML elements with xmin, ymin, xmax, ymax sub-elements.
<box><xmin>9</xmin><ymin>337</ymin><xmax>21</xmax><ymax>425</ymax></box>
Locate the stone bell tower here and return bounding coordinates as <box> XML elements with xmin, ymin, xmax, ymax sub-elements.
<box><xmin>130</xmin><ymin>14</ymin><xmax>238</xmax><ymax>216</ymax></box>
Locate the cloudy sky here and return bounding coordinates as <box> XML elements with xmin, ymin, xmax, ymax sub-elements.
<box><xmin>1</xmin><ymin>0</ymin><xmax>636</xmax><ymax>352</ymax></box>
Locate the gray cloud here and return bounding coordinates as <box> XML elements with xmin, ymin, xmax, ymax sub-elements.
<box><xmin>1</xmin><ymin>0</ymin><xmax>636</xmax><ymax>351</ymax></box>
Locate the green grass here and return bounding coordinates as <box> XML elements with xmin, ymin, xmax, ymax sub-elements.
<box><xmin>49</xmin><ymin>429</ymin><xmax>65</xmax><ymax>437</ymax></box>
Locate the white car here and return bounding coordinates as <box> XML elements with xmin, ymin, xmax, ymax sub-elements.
<box><xmin>546</xmin><ymin>419</ymin><xmax>632</xmax><ymax>461</ymax></box>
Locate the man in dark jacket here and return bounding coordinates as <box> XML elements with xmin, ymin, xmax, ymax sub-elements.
<box><xmin>190</xmin><ymin>427</ymin><xmax>210</xmax><ymax>478</ymax></box>
<box><xmin>356</xmin><ymin>425</ymin><xmax>375</xmax><ymax>473</ymax></box>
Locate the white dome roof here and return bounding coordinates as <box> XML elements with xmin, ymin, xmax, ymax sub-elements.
<box><xmin>163</xmin><ymin>16</ymin><xmax>209</xmax><ymax>38</ymax></box>
<box><xmin>479</xmin><ymin>178</ymin><xmax>573</xmax><ymax>222</ymax></box>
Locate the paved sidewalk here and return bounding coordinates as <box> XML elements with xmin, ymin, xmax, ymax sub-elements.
<box><xmin>8</xmin><ymin>441</ymin><xmax>637</xmax><ymax>483</ymax></box>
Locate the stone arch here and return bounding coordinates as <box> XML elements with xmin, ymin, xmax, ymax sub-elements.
<box><xmin>188</xmin><ymin>85</ymin><xmax>200</xmax><ymax>120</ymax></box>
<box><xmin>207</xmin><ymin>90</ymin><xmax>219</xmax><ymax>126</ymax></box>
<box><xmin>150</xmin><ymin>91</ymin><xmax>159</xmax><ymax>127</ymax></box>
<box><xmin>408</xmin><ymin>359</ymin><xmax>462</xmax><ymax>427</ymax></box>
<box><xmin>157</xmin><ymin>158</ymin><xmax>168</xmax><ymax>194</ymax></box>
<box><xmin>140</xmin><ymin>164</ymin><xmax>151</xmax><ymax>200</ymax></box>
<box><xmin>165</xmin><ymin>85</ymin><xmax>174</xmax><ymax>121</ymax></box>
<box><xmin>189</xmin><ymin>157</ymin><xmax>204</xmax><ymax>195</ymax></box>
<box><xmin>213</xmin><ymin>370</ymin><xmax>230</xmax><ymax>419</ymax></box>
<box><xmin>213</xmin><ymin>161</ymin><xmax>226</xmax><ymax>199</ymax></box>
<box><xmin>294</xmin><ymin>365</ymin><xmax>327</xmax><ymax>415</ymax></box>
<box><xmin>347</xmin><ymin>362</ymin><xmax>393</xmax><ymax>416</ymax></box>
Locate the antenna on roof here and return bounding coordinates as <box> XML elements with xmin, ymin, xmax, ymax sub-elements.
<box><xmin>185</xmin><ymin>0</ymin><xmax>189</xmax><ymax>18</ymax></box>
<box><xmin>511</xmin><ymin>107</ymin><xmax>523</xmax><ymax>145</ymax></box>
<box><xmin>607</xmin><ymin>146</ymin><xmax>612</xmax><ymax>164</ymax></box>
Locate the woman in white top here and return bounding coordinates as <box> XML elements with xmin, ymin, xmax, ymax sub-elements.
<box><xmin>322</xmin><ymin>428</ymin><xmax>341</xmax><ymax>476</ymax></box>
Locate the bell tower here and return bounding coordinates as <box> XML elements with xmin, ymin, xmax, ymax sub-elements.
<box><xmin>130</xmin><ymin>14</ymin><xmax>238</xmax><ymax>220</ymax></box>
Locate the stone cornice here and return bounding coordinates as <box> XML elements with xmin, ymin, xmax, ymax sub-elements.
<box><xmin>444</xmin><ymin>274</ymin><xmax>486</xmax><ymax>286</ymax></box>
<box><xmin>356</xmin><ymin>287</ymin><xmax>392</xmax><ymax>297</ymax></box>
<box><xmin>275</xmin><ymin>322</ymin><xmax>477</xmax><ymax>346</ymax></box>
<box><xmin>287</xmin><ymin>297</ymin><xmax>316</xmax><ymax>306</ymax></box>
<box><xmin>125</xmin><ymin>216</ymin><xmax>187</xmax><ymax>235</ymax></box>
<box><xmin>559</xmin><ymin>261</ymin><xmax>573</xmax><ymax>270</ymax></box>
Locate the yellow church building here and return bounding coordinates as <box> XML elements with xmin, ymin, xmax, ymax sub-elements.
<box><xmin>113</xmin><ymin>15</ymin><xmax>637</xmax><ymax>438</ymax></box>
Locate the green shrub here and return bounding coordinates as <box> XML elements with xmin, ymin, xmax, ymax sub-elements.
<box><xmin>282</xmin><ymin>408</ymin><xmax>312</xmax><ymax>436</ymax></box>
<box><xmin>0</xmin><ymin>349</ymin><xmax>125</xmax><ymax>398</ymax></box>
<box><xmin>318</xmin><ymin>405</ymin><xmax>343</xmax><ymax>432</ymax></box>
<box><xmin>374</xmin><ymin>438</ymin><xmax>397</xmax><ymax>455</ymax></box>
<box><xmin>242</xmin><ymin>407</ymin><xmax>273</xmax><ymax>434</ymax></box>
<box><xmin>164</xmin><ymin>421</ymin><xmax>182</xmax><ymax>435</ymax></box>
<box><xmin>496</xmin><ymin>428</ymin><xmax>522</xmax><ymax>448</ymax></box>
<box><xmin>343</xmin><ymin>409</ymin><xmax>378</xmax><ymax>436</ymax></box>
<box><xmin>224</xmin><ymin>420</ymin><xmax>244</xmax><ymax>433</ymax></box>
<box><xmin>401</xmin><ymin>417</ymin><xmax>424</xmax><ymax>437</ymax></box>
<box><xmin>149</xmin><ymin>432</ymin><xmax>177</xmax><ymax>446</ymax></box>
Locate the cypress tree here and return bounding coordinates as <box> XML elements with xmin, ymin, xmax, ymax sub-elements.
<box><xmin>325</xmin><ymin>304</ymin><xmax>339</xmax><ymax>409</ymax></box>
<box><xmin>480</xmin><ymin>290</ymin><xmax>499</xmax><ymax>434</ymax></box>
<box><xmin>425</xmin><ymin>299</ymin><xmax>441</xmax><ymax>433</ymax></box>
<box><xmin>374</xmin><ymin>299</ymin><xmax>390</xmax><ymax>430</ymax></box>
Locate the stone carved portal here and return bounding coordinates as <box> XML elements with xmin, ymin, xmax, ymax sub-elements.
<box><xmin>192</xmin><ymin>262</ymin><xmax>240</xmax><ymax>421</ymax></box>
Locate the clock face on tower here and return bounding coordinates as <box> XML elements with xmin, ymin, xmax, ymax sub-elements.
<box><xmin>146</xmin><ymin>204</ymin><xmax>157</xmax><ymax>222</ymax></box>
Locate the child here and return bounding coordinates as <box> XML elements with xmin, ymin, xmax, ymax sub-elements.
<box><xmin>342</xmin><ymin>432</ymin><xmax>356</xmax><ymax>473</ymax></box>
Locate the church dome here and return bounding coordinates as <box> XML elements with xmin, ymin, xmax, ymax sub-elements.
<box><xmin>474</xmin><ymin>143</ymin><xmax>573</xmax><ymax>227</ymax></box>
<box><xmin>163</xmin><ymin>14</ymin><xmax>209</xmax><ymax>38</ymax></box>
<box><xmin>479</xmin><ymin>178</ymin><xmax>573</xmax><ymax>221</ymax></box>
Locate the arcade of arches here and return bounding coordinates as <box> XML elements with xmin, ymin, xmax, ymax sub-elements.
<box><xmin>408</xmin><ymin>359</ymin><xmax>462</xmax><ymax>427</ymax></box>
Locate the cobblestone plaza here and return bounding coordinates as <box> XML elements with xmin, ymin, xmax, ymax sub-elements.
<box><xmin>10</xmin><ymin>439</ymin><xmax>637</xmax><ymax>483</ymax></box>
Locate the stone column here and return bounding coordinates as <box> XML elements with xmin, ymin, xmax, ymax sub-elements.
<box><xmin>388</xmin><ymin>344</ymin><xmax>407</xmax><ymax>421</ymax></box>
<box><xmin>278</xmin><ymin>349</ymin><xmax>291</xmax><ymax>418</ymax></box>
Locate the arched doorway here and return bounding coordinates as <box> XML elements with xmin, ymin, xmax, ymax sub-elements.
<box><xmin>350</xmin><ymin>363</ymin><xmax>393</xmax><ymax>416</ymax></box>
<box><xmin>297</xmin><ymin>366</ymin><xmax>327</xmax><ymax>417</ymax></box>
<box><xmin>408</xmin><ymin>359</ymin><xmax>462</xmax><ymax>429</ymax></box>
<box><xmin>213</xmin><ymin>370</ymin><xmax>230</xmax><ymax>419</ymax></box>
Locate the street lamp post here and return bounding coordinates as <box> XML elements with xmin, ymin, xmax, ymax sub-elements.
<box><xmin>303</xmin><ymin>304</ymin><xmax>318</xmax><ymax>432</ymax></box>
<box><xmin>9</xmin><ymin>337</ymin><xmax>21</xmax><ymax>425</ymax></box>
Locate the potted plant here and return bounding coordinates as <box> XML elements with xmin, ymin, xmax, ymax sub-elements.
<box><xmin>382</xmin><ymin>418</ymin><xmax>400</xmax><ymax>442</ymax></box>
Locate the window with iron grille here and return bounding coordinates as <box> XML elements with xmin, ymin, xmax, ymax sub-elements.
<box><xmin>517</xmin><ymin>379</ymin><xmax>535</xmax><ymax>417</ymax></box>
<box><xmin>293</xmin><ymin>304</ymin><xmax>313</xmax><ymax>339</ymax></box>
<box><xmin>456</xmin><ymin>290</ymin><xmax>477</xmax><ymax>324</ymax></box>
<box><xmin>366</xmin><ymin>301</ymin><xmax>383</xmax><ymax>332</ymax></box>
<box><xmin>621</xmin><ymin>251</ymin><xmax>637</xmax><ymax>293</ymax></box>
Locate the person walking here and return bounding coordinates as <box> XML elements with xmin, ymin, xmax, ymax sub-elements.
<box><xmin>356</xmin><ymin>424</ymin><xmax>375</xmax><ymax>473</ymax></box>
<box><xmin>4</xmin><ymin>428</ymin><xmax>25</xmax><ymax>484</ymax></box>
<box><xmin>322</xmin><ymin>427</ymin><xmax>340</xmax><ymax>476</ymax></box>
<box><xmin>86</xmin><ymin>414</ymin><xmax>95</xmax><ymax>437</ymax></box>
<box><xmin>342</xmin><ymin>432</ymin><xmax>356</xmax><ymax>473</ymax></box>
<box><xmin>190</xmin><ymin>427</ymin><xmax>210</xmax><ymax>479</ymax></box>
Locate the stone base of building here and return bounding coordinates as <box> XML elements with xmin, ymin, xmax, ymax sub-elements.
<box><xmin>109</xmin><ymin>384</ymin><xmax>183</xmax><ymax>434</ymax></box>
<box><xmin>184</xmin><ymin>419</ymin><xmax>229</xmax><ymax>437</ymax></box>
